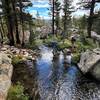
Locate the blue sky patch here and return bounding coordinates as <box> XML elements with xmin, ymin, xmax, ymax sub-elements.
<box><xmin>26</xmin><ymin>0</ymin><xmax>100</xmax><ymax>19</ymax></box>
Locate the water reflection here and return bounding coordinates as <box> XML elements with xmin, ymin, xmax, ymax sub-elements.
<box><xmin>36</xmin><ymin>46</ymin><xmax>100</xmax><ymax>100</ymax></box>
<box><xmin>36</xmin><ymin>46</ymin><xmax>76</xmax><ymax>99</ymax></box>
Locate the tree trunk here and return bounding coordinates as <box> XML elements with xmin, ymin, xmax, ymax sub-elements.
<box><xmin>19</xmin><ymin>0</ymin><xmax>25</xmax><ymax>47</ymax></box>
<box><xmin>29</xmin><ymin>20</ymin><xmax>33</xmax><ymax>44</ymax></box>
<box><xmin>52</xmin><ymin>0</ymin><xmax>55</xmax><ymax>35</ymax></box>
<box><xmin>0</xmin><ymin>16</ymin><xmax>6</xmax><ymax>37</ymax></box>
<box><xmin>7</xmin><ymin>17</ymin><xmax>15</xmax><ymax>45</ymax></box>
<box><xmin>0</xmin><ymin>27</ymin><xmax>3</xmax><ymax>44</ymax></box>
<box><xmin>63</xmin><ymin>11</ymin><xmax>67</xmax><ymax>38</ymax></box>
<box><xmin>5</xmin><ymin>0</ymin><xmax>15</xmax><ymax>45</ymax></box>
<box><xmin>55</xmin><ymin>12</ymin><xmax>59</xmax><ymax>37</ymax></box>
<box><xmin>12</xmin><ymin>0</ymin><xmax>21</xmax><ymax>44</ymax></box>
<box><xmin>29</xmin><ymin>21</ymin><xmax>32</xmax><ymax>36</ymax></box>
<box><xmin>87</xmin><ymin>0</ymin><xmax>95</xmax><ymax>37</ymax></box>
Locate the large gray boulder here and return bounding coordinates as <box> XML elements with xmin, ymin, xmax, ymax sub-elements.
<box><xmin>78</xmin><ymin>48</ymin><xmax>100</xmax><ymax>80</ymax></box>
<box><xmin>91</xmin><ymin>31</ymin><xmax>100</xmax><ymax>42</ymax></box>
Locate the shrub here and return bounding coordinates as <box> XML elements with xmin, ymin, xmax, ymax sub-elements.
<box><xmin>72</xmin><ymin>53</ymin><xmax>80</xmax><ymax>64</ymax></box>
<box><xmin>58</xmin><ymin>40</ymin><xmax>72</xmax><ymax>50</ymax></box>
<box><xmin>12</xmin><ymin>55</ymin><xmax>23</xmax><ymax>65</ymax></box>
<box><xmin>7</xmin><ymin>82</ymin><xmax>29</xmax><ymax>100</ymax></box>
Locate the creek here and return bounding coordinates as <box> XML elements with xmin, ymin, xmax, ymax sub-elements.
<box><xmin>12</xmin><ymin>45</ymin><xmax>100</xmax><ymax>100</ymax></box>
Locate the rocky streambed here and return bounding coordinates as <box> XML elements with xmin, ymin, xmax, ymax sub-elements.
<box><xmin>10</xmin><ymin>46</ymin><xmax>100</xmax><ymax>100</ymax></box>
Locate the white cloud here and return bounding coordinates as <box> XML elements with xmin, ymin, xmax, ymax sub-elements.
<box><xmin>41</xmin><ymin>16</ymin><xmax>51</xmax><ymax>20</ymax></box>
<box><xmin>31</xmin><ymin>0</ymin><xmax>48</xmax><ymax>2</ymax></box>
<box><xmin>72</xmin><ymin>0</ymin><xmax>80</xmax><ymax>10</ymax></box>
<box><xmin>72</xmin><ymin>10</ymin><xmax>89</xmax><ymax>17</ymax></box>
<box><xmin>30</xmin><ymin>0</ymin><xmax>50</xmax><ymax>8</ymax></box>
<box><xmin>72</xmin><ymin>0</ymin><xmax>100</xmax><ymax>17</ymax></box>
<box><xmin>33</xmin><ymin>3</ymin><xmax>49</xmax><ymax>8</ymax></box>
<box><xmin>30</xmin><ymin>10</ymin><xmax>37</xmax><ymax>17</ymax></box>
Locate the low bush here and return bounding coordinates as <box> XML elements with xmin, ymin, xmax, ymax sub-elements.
<box><xmin>12</xmin><ymin>55</ymin><xmax>23</xmax><ymax>65</ymax></box>
<box><xmin>7</xmin><ymin>82</ymin><xmax>29</xmax><ymax>100</ymax></box>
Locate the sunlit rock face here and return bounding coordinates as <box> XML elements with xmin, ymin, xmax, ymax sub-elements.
<box><xmin>0</xmin><ymin>53</ymin><xmax>13</xmax><ymax>100</ymax></box>
<box><xmin>78</xmin><ymin>48</ymin><xmax>100</xmax><ymax>80</ymax></box>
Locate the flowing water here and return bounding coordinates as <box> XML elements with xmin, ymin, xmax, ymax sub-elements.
<box><xmin>12</xmin><ymin>45</ymin><xmax>100</xmax><ymax>100</ymax></box>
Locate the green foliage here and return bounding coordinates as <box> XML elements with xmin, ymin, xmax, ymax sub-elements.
<box><xmin>44</xmin><ymin>35</ymin><xmax>61</xmax><ymax>46</ymax></box>
<box><xmin>54</xmin><ymin>0</ymin><xmax>61</xmax><ymax>31</ymax></box>
<box><xmin>7</xmin><ymin>82</ymin><xmax>29</xmax><ymax>100</ymax></box>
<box><xmin>58</xmin><ymin>39</ymin><xmax>72</xmax><ymax>50</ymax></box>
<box><xmin>72</xmin><ymin>53</ymin><xmax>80</xmax><ymax>64</ymax></box>
<box><xmin>74</xmin><ymin>31</ymin><xmax>96</xmax><ymax>52</ymax></box>
<box><xmin>76</xmin><ymin>39</ymin><xmax>95</xmax><ymax>53</ymax></box>
<box><xmin>26</xmin><ymin>38</ymin><xmax>43</xmax><ymax>50</ymax></box>
<box><xmin>12</xmin><ymin>55</ymin><xmax>23</xmax><ymax>65</ymax></box>
<box><xmin>73</xmin><ymin>15</ymin><xmax>87</xmax><ymax>30</ymax></box>
<box><xmin>35</xmin><ymin>39</ymin><xmax>43</xmax><ymax>46</ymax></box>
<box><xmin>62</xmin><ymin>0</ymin><xmax>72</xmax><ymax>35</ymax></box>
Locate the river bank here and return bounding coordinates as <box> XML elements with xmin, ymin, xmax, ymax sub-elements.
<box><xmin>0</xmin><ymin>45</ymin><xmax>39</xmax><ymax>100</ymax></box>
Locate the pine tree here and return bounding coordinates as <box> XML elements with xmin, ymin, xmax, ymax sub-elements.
<box><xmin>0</xmin><ymin>0</ymin><xmax>33</xmax><ymax>46</ymax></box>
<box><xmin>1</xmin><ymin>0</ymin><xmax>15</xmax><ymax>45</ymax></box>
<box><xmin>62</xmin><ymin>0</ymin><xmax>73</xmax><ymax>38</ymax></box>
<box><xmin>11</xmin><ymin>0</ymin><xmax>21</xmax><ymax>44</ymax></box>
<box><xmin>54</xmin><ymin>0</ymin><xmax>61</xmax><ymax>36</ymax></box>
<box><xmin>78</xmin><ymin>0</ymin><xmax>96</xmax><ymax>37</ymax></box>
<box><xmin>49</xmin><ymin>0</ymin><xmax>55</xmax><ymax>35</ymax></box>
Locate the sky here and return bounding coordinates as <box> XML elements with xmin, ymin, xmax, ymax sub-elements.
<box><xmin>26</xmin><ymin>0</ymin><xmax>100</xmax><ymax>19</ymax></box>
<box><xmin>26</xmin><ymin>0</ymin><xmax>51</xmax><ymax>19</ymax></box>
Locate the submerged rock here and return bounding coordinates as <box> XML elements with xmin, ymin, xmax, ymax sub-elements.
<box><xmin>78</xmin><ymin>48</ymin><xmax>100</xmax><ymax>80</ymax></box>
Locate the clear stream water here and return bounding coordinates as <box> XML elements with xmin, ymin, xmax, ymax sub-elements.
<box><xmin>13</xmin><ymin>45</ymin><xmax>100</xmax><ymax>100</ymax></box>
